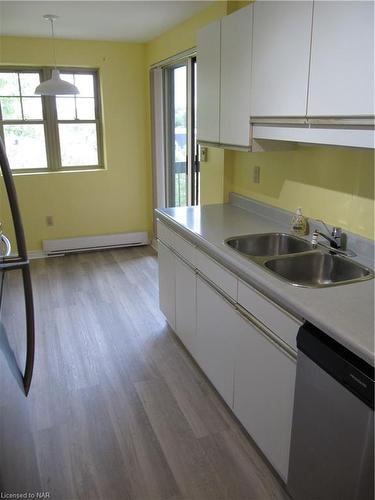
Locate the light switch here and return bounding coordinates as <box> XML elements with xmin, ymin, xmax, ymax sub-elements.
<box><xmin>200</xmin><ymin>146</ymin><xmax>208</xmax><ymax>162</ymax></box>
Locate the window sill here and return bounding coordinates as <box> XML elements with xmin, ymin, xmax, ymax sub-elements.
<box><xmin>12</xmin><ymin>166</ymin><xmax>106</xmax><ymax>176</ymax></box>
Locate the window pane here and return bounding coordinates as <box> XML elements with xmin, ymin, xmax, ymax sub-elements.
<box><xmin>56</xmin><ymin>97</ymin><xmax>76</xmax><ymax>120</ymax></box>
<box><xmin>0</xmin><ymin>73</ymin><xmax>19</xmax><ymax>96</ymax></box>
<box><xmin>74</xmin><ymin>74</ymin><xmax>94</xmax><ymax>97</ymax></box>
<box><xmin>76</xmin><ymin>98</ymin><xmax>95</xmax><ymax>119</ymax></box>
<box><xmin>169</xmin><ymin>65</ymin><xmax>187</xmax><ymax>207</ymax></box>
<box><xmin>1</xmin><ymin>97</ymin><xmax>22</xmax><ymax>119</ymax></box>
<box><xmin>22</xmin><ymin>97</ymin><xmax>43</xmax><ymax>119</ymax></box>
<box><xmin>4</xmin><ymin>124</ymin><xmax>47</xmax><ymax>169</ymax></box>
<box><xmin>59</xmin><ymin>123</ymin><xmax>98</xmax><ymax>166</ymax></box>
<box><xmin>20</xmin><ymin>73</ymin><xmax>40</xmax><ymax>96</ymax></box>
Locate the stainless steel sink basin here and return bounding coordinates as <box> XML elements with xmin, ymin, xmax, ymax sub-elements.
<box><xmin>264</xmin><ymin>251</ymin><xmax>374</xmax><ymax>288</ymax></box>
<box><xmin>226</xmin><ymin>233</ymin><xmax>313</xmax><ymax>257</ymax></box>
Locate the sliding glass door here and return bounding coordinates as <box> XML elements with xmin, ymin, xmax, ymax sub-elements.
<box><xmin>165</xmin><ymin>57</ymin><xmax>198</xmax><ymax>207</ymax></box>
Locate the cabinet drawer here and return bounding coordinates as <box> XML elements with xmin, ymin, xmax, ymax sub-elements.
<box><xmin>238</xmin><ymin>281</ymin><xmax>301</xmax><ymax>349</ymax></box>
<box><xmin>157</xmin><ymin>219</ymin><xmax>175</xmax><ymax>248</ymax></box>
<box><xmin>196</xmin><ymin>249</ymin><xmax>237</xmax><ymax>300</ymax></box>
<box><xmin>173</xmin><ymin>231</ymin><xmax>196</xmax><ymax>267</ymax></box>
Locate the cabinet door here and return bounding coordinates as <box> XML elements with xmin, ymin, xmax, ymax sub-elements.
<box><xmin>308</xmin><ymin>1</ymin><xmax>375</xmax><ymax>117</ymax></box>
<box><xmin>158</xmin><ymin>241</ymin><xmax>176</xmax><ymax>330</ymax></box>
<box><xmin>234</xmin><ymin>316</ymin><xmax>296</xmax><ymax>481</ymax></box>
<box><xmin>250</xmin><ymin>1</ymin><xmax>313</xmax><ymax>117</ymax></box>
<box><xmin>196</xmin><ymin>277</ymin><xmax>239</xmax><ymax>407</ymax></box>
<box><xmin>220</xmin><ymin>5</ymin><xmax>252</xmax><ymax>147</ymax></box>
<box><xmin>197</xmin><ymin>21</ymin><xmax>221</xmax><ymax>143</ymax></box>
<box><xmin>175</xmin><ymin>257</ymin><xmax>196</xmax><ymax>356</ymax></box>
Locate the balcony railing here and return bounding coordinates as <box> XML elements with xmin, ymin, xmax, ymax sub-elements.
<box><xmin>173</xmin><ymin>161</ymin><xmax>187</xmax><ymax>207</ymax></box>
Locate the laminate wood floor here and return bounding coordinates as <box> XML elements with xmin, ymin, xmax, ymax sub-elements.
<box><xmin>0</xmin><ymin>246</ymin><xmax>290</xmax><ymax>500</ymax></box>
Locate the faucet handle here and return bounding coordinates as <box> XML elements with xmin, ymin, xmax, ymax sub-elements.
<box><xmin>332</xmin><ymin>227</ymin><xmax>343</xmax><ymax>248</ymax></box>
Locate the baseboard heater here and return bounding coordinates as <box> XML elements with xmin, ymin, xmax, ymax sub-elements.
<box><xmin>42</xmin><ymin>231</ymin><xmax>149</xmax><ymax>256</ymax></box>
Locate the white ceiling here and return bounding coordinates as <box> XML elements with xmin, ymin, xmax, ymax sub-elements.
<box><xmin>0</xmin><ymin>1</ymin><xmax>214</xmax><ymax>42</ymax></box>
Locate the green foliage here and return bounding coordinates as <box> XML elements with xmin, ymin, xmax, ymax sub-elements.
<box><xmin>175</xmin><ymin>107</ymin><xmax>186</xmax><ymax>128</ymax></box>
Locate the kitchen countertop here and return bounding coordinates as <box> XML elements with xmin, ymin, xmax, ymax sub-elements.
<box><xmin>155</xmin><ymin>201</ymin><xmax>375</xmax><ymax>366</ymax></box>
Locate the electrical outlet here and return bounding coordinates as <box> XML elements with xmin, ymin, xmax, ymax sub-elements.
<box><xmin>253</xmin><ymin>165</ymin><xmax>261</xmax><ymax>184</ymax></box>
<box><xmin>46</xmin><ymin>215</ymin><xmax>54</xmax><ymax>227</ymax></box>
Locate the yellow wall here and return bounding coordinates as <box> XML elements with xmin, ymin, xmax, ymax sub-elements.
<box><xmin>1</xmin><ymin>36</ymin><xmax>150</xmax><ymax>251</ymax></box>
<box><xmin>199</xmin><ymin>148</ymin><xmax>225</xmax><ymax>205</ymax></box>
<box><xmin>146</xmin><ymin>2</ymin><xmax>227</xmax><ymax>66</ymax></box>
<box><xmin>226</xmin><ymin>146</ymin><xmax>374</xmax><ymax>239</ymax></box>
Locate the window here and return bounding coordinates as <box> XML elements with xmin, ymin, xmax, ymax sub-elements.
<box><xmin>0</xmin><ymin>68</ymin><xmax>103</xmax><ymax>171</ymax></box>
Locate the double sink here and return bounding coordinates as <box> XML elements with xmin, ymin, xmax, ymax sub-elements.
<box><xmin>226</xmin><ymin>233</ymin><xmax>374</xmax><ymax>288</ymax></box>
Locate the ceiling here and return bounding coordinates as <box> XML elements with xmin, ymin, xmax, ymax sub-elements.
<box><xmin>0</xmin><ymin>1</ymin><xmax>214</xmax><ymax>42</ymax></box>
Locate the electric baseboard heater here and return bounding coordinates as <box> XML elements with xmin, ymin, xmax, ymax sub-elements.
<box><xmin>43</xmin><ymin>231</ymin><xmax>149</xmax><ymax>255</ymax></box>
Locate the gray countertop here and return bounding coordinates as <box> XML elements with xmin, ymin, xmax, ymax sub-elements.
<box><xmin>155</xmin><ymin>200</ymin><xmax>375</xmax><ymax>366</ymax></box>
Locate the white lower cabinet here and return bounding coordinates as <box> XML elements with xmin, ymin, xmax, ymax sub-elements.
<box><xmin>196</xmin><ymin>276</ymin><xmax>240</xmax><ymax>408</ymax></box>
<box><xmin>175</xmin><ymin>257</ymin><xmax>196</xmax><ymax>356</ymax></box>
<box><xmin>158</xmin><ymin>231</ymin><xmax>297</xmax><ymax>483</ymax></box>
<box><xmin>158</xmin><ymin>241</ymin><xmax>176</xmax><ymax>330</ymax></box>
<box><xmin>233</xmin><ymin>314</ymin><xmax>296</xmax><ymax>481</ymax></box>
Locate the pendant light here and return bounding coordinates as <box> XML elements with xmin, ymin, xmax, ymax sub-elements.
<box><xmin>34</xmin><ymin>15</ymin><xmax>79</xmax><ymax>96</ymax></box>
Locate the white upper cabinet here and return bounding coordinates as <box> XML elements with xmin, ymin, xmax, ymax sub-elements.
<box><xmin>250</xmin><ymin>1</ymin><xmax>313</xmax><ymax>118</ymax></box>
<box><xmin>308</xmin><ymin>1</ymin><xmax>375</xmax><ymax>118</ymax></box>
<box><xmin>220</xmin><ymin>5</ymin><xmax>253</xmax><ymax>147</ymax></box>
<box><xmin>197</xmin><ymin>20</ymin><xmax>221</xmax><ymax>143</ymax></box>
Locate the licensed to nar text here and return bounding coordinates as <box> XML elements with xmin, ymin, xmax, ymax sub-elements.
<box><xmin>1</xmin><ymin>493</ymin><xmax>50</xmax><ymax>499</ymax></box>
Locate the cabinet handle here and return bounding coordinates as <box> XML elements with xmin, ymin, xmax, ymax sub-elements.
<box><xmin>197</xmin><ymin>271</ymin><xmax>297</xmax><ymax>360</ymax></box>
<box><xmin>158</xmin><ymin>238</ymin><xmax>197</xmax><ymax>272</ymax></box>
<box><xmin>196</xmin><ymin>271</ymin><xmax>236</xmax><ymax>307</ymax></box>
<box><xmin>235</xmin><ymin>303</ymin><xmax>297</xmax><ymax>361</ymax></box>
<box><xmin>238</xmin><ymin>278</ymin><xmax>302</xmax><ymax>324</ymax></box>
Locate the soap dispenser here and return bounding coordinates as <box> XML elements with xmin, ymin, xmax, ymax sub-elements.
<box><xmin>291</xmin><ymin>207</ymin><xmax>308</xmax><ymax>236</ymax></box>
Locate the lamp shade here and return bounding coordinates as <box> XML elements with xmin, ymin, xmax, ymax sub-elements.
<box><xmin>34</xmin><ymin>69</ymin><xmax>79</xmax><ymax>96</ymax></box>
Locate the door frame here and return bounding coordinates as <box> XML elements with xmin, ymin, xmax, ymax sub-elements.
<box><xmin>163</xmin><ymin>55</ymin><xmax>198</xmax><ymax>208</ymax></box>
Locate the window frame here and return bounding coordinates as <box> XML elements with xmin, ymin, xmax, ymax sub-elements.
<box><xmin>0</xmin><ymin>66</ymin><xmax>104</xmax><ymax>173</ymax></box>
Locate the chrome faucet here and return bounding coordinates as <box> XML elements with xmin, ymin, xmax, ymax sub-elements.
<box><xmin>312</xmin><ymin>223</ymin><xmax>342</xmax><ymax>249</ymax></box>
<box><xmin>311</xmin><ymin>219</ymin><xmax>356</xmax><ymax>257</ymax></box>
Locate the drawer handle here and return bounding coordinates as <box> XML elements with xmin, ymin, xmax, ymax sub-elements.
<box><xmin>197</xmin><ymin>271</ymin><xmax>236</xmax><ymax>307</ymax></box>
<box><xmin>236</xmin><ymin>303</ymin><xmax>297</xmax><ymax>361</ymax></box>
<box><xmin>158</xmin><ymin>238</ymin><xmax>196</xmax><ymax>272</ymax></box>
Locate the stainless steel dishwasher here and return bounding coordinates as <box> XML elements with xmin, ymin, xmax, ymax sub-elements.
<box><xmin>287</xmin><ymin>322</ymin><xmax>374</xmax><ymax>500</ymax></box>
